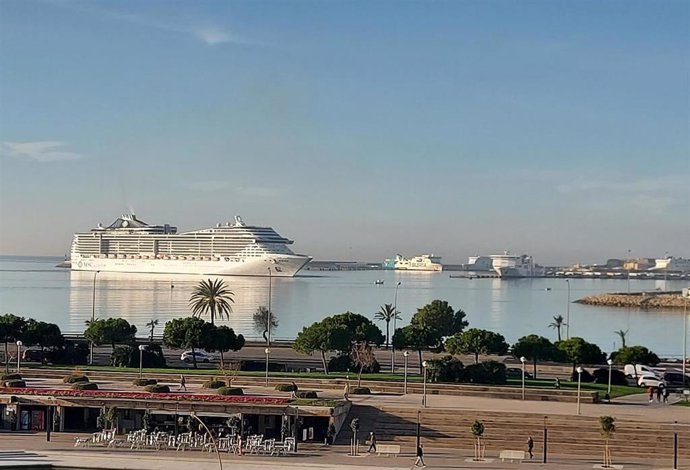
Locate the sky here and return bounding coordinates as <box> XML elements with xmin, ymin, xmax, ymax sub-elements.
<box><xmin>0</xmin><ymin>0</ymin><xmax>688</xmax><ymax>265</ymax></box>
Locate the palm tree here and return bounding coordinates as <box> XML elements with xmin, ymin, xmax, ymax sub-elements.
<box><xmin>146</xmin><ymin>319</ymin><xmax>159</xmax><ymax>342</ymax></box>
<box><xmin>614</xmin><ymin>329</ymin><xmax>629</xmax><ymax>348</ymax></box>
<box><xmin>548</xmin><ymin>314</ymin><xmax>566</xmax><ymax>341</ymax></box>
<box><xmin>189</xmin><ymin>278</ymin><xmax>234</xmax><ymax>325</ymax></box>
<box><xmin>253</xmin><ymin>306</ymin><xmax>278</xmax><ymax>344</ymax></box>
<box><xmin>374</xmin><ymin>303</ymin><xmax>401</xmax><ymax>349</ymax></box>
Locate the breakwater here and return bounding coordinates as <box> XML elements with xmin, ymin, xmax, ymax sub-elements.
<box><xmin>576</xmin><ymin>291</ymin><xmax>687</xmax><ymax>309</ymax></box>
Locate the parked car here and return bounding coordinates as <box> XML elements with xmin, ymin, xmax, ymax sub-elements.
<box><xmin>662</xmin><ymin>372</ymin><xmax>690</xmax><ymax>390</ymax></box>
<box><xmin>506</xmin><ymin>367</ymin><xmax>532</xmax><ymax>379</ymax></box>
<box><xmin>22</xmin><ymin>347</ymin><xmax>44</xmax><ymax>362</ymax></box>
<box><xmin>637</xmin><ymin>373</ymin><xmax>666</xmax><ymax>388</ymax></box>
<box><xmin>624</xmin><ymin>364</ymin><xmax>663</xmax><ymax>378</ymax></box>
<box><xmin>592</xmin><ymin>368</ymin><xmax>628</xmax><ymax>386</ymax></box>
<box><xmin>180</xmin><ymin>350</ymin><xmax>214</xmax><ymax>363</ymax></box>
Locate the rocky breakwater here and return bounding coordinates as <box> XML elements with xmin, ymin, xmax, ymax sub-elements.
<box><xmin>576</xmin><ymin>291</ymin><xmax>687</xmax><ymax>309</ymax></box>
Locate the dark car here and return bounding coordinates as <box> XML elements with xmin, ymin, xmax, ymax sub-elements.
<box><xmin>663</xmin><ymin>372</ymin><xmax>690</xmax><ymax>390</ymax></box>
<box><xmin>506</xmin><ymin>367</ymin><xmax>532</xmax><ymax>379</ymax></box>
<box><xmin>22</xmin><ymin>348</ymin><xmax>44</xmax><ymax>362</ymax></box>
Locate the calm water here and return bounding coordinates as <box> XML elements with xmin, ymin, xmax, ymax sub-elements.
<box><xmin>0</xmin><ymin>256</ymin><xmax>687</xmax><ymax>358</ymax></box>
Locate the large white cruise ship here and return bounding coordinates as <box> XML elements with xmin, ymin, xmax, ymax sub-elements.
<box><xmin>383</xmin><ymin>254</ymin><xmax>443</xmax><ymax>272</ymax></box>
<box><xmin>490</xmin><ymin>252</ymin><xmax>545</xmax><ymax>278</ymax></box>
<box><xmin>69</xmin><ymin>214</ymin><xmax>312</xmax><ymax>277</ymax></box>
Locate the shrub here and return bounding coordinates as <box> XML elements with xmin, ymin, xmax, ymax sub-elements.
<box><xmin>202</xmin><ymin>380</ymin><xmax>225</xmax><ymax>389</ymax></box>
<box><xmin>592</xmin><ymin>368</ymin><xmax>628</xmax><ymax>386</ymax></box>
<box><xmin>47</xmin><ymin>341</ymin><xmax>89</xmax><ymax>365</ymax></box>
<box><xmin>144</xmin><ymin>384</ymin><xmax>170</xmax><ymax>393</ymax></box>
<box><xmin>571</xmin><ymin>368</ymin><xmax>596</xmax><ymax>383</ymax></box>
<box><xmin>4</xmin><ymin>379</ymin><xmax>26</xmax><ymax>387</ymax></box>
<box><xmin>464</xmin><ymin>360</ymin><xmax>507</xmax><ymax>385</ymax></box>
<box><xmin>72</xmin><ymin>382</ymin><xmax>98</xmax><ymax>390</ymax></box>
<box><xmin>350</xmin><ymin>386</ymin><xmax>371</xmax><ymax>395</ymax></box>
<box><xmin>132</xmin><ymin>378</ymin><xmax>157</xmax><ymax>386</ymax></box>
<box><xmin>63</xmin><ymin>375</ymin><xmax>89</xmax><ymax>384</ymax></box>
<box><xmin>216</xmin><ymin>387</ymin><xmax>244</xmax><ymax>396</ymax></box>
<box><xmin>275</xmin><ymin>383</ymin><xmax>297</xmax><ymax>392</ymax></box>
<box><xmin>295</xmin><ymin>390</ymin><xmax>318</xmax><ymax>399</ymax></box>
<box><xmin>112</xmin><ymin>344</ymin><xmax>167</xmax><ymax>368</ymax></box>
<box><xmin>1</xmin><ymin>373</ymin><xmax>21</xmax><ymax>381</ymax></box>
<box><xmin>426</xmin><ymin>355</ymin><xmax>464</xmax><ymax>383</ymax></box>
<box><xmin>328</xmin><ymin>354</ymin><xmax>380</xmax><ymax>373</ymax></box>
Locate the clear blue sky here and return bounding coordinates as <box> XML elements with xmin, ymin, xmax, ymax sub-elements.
<box><xmin>1</xmin><ymin>0</ymin><xmax>688</xmax><ymax>264</ymax></box>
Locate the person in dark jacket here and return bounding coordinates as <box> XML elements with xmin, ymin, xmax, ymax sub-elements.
<box><xmin>527</xmin><ymin>436</ymin><xmax>534</xmax><ymax>459</ymax></box>
<box><xmin>414</xmin><ymin>444</ymin><xmax>426</xmax><ymax>467</ymax></box>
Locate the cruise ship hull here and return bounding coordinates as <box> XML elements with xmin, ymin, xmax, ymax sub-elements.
<box><xmin>70</xmin><ymin>254</ymin><xmax>312</xmax><ymax>277</ymax></box>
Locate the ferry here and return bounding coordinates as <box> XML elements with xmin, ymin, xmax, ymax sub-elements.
<box><xmin>68</xmin><ymin>214</ymin><xmax>311</xmax><ymax>277</ymax></box>
<box><xmin>490</xmin><ymin>252</ymin><xmax>545</xmax><ymax>278</ymax></box>
<box><xmin>383</xmin><ymin>254</ymin><xmax>443</xmax><ymax>272</ymax></box>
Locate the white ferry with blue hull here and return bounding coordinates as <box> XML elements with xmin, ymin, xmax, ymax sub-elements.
<box><xmin>70</xmin><ymin>214</ymin><xmax>311</xmax><ymax>277</ymax></box>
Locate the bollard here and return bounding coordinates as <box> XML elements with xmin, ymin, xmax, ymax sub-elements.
<box><xmin>673</xmin><ymin>431</ymin><xmax>678</xmax><ymax>470</ymax></box>
<box><xmin>543</xmin><ymin>427</ymin><xmax>548</xmax><ymax>463</ymax></box>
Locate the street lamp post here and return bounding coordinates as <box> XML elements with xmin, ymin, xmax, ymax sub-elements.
<box><xmin>89</xmin><ymin>270</ymin><xmax>100</xmax><ymax>365</ymax></box>
<box><xmin>403</xmin><ymin>351</ymin><xmax>409</xmax><ymax>394</ymax></box>
<box><xmin>16</xmin><ymin>340</ymin><xmax>22</xmax><ymax>373</ymax></box>
<box><xmin>138</xmin><ymin>345</ymin><xmax>146</xmax><ymax>379</ymax></box>
<box><xmin>265</xmin><ymin>348</ymin><xmax>271</xmax><ymax>387</ymax></box>
<box><xmin>576</xmin><ymin>366</ymin><xmax>583</xmax><ymax>415</ymax></box>
<box><xmin>683</xmin><ymin>288</ymin><xmax>689</xmax><ymax>381</ymax></box>
<box><xmin>392</xmin><ymin>281</ymin><xmax>401</xmax><ymax>373</ymax></box>
<box><xmin>520</xmin><ymin>356</ymin><xmax>526</xmax><ymax>400</ymax></box>
<box><xmin>565</xmin><ymin>279</ymin><xmax>571</xmax><ymax>339</ymax></box>
<box><xmin>627</xmin><ymin>249</ymin><xmax>632</xmax><ymax>294</ymax></box>
<box><xmin>267</xmin><ymin>265</ymin><xmax>273</xmax><ymax>347</ymax></box>
<box><xmin>606</xmin><ymin>358</ymin><xmax>613</xmax><ymax>396</ymax></box>
<box><xmin>422</xmin><ymin>360</ymin><xmax>428</xmax><ymax>408</ymax></box>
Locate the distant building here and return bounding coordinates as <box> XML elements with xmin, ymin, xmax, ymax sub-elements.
<box><xmin>624</xmin><ymin>258</ymin><xmax>654</xmax><ymax>270</ymax></box>
<box><xmin>605</xmin><ymin>259</ymin><xmax>623</xmax><ymax>268</ymax></box>
<box><xmin>651</xmin><ymin>256</ymin><xmax>690</xmax><ymax>273</ymax></box>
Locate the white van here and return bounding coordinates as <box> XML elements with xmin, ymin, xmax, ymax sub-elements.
<box><xmin>624</xmin><ymin>364</ymin><xmax>663</xmax><ymax>378</ymax></box>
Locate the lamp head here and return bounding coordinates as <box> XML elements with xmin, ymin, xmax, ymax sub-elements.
<box><xmin>403</xmin><ymin>351</ymin><xmax>409</xmax><ymax>357</ymax></box>
<box><xmin>520</xmin><ymin>356</ymin><xmax>526</xmax><ymax>363</ymax></box>
<box><xmin>16</xmin><ymin>340</ymin><xmax>22</xmax><ymax>347</ymax></box>
<box><xmin>139</xmin><ymin>345</ymin><xmax>146</xmax><ymax>351</ymax></box>
<box><xmin>265</xmin><ymin>348</ymin><xmax>271</xmax><ymax>354</ymax></box>
<box><xmin>576</xmin><ymin>366</ymin><xmax>583</xmax><ymax>374</ymax></box>
<box><xmin>607</xmin><ymin>358</ymin><xmax>613</xmax><ymax>365</ymax></box>
<box><xmin>422</xmin><ymin>360</ymin><xmax>428</xmax><ymax>368</ymax></box>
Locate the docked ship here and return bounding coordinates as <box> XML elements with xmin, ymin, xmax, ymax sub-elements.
<box><xmin>69</xmin><ymin>214</ymin><xmax>312</xmax><ymax>277</ymax></box>
<box><xmin>490</xmin><ymin>252</ymin><xmax>545</xmax><ymax>278</ymax></box>
<box><xmin>383</xmin><ymin>254</ymin><xmax>443</xmax><ymax>272</ymax></box>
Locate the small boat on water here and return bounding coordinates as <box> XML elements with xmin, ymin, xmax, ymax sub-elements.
<box><xmin>375</xmin><ymin>279</ymin><xmax>384</xmax><ymax>285</ymax></box>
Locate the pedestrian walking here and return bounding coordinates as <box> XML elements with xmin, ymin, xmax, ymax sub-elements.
<box><xmin>663</xmin><ymin>386</ymin><xmax>670</xmax><ymax>404</ymax></box>
<box><xmin>291</xmin><ymin>381</ymin><xmax>298</xmax><ymax>398</ymax></box>
<box><xmin>527</xmin><ymin>436</ymin><xmax>534</xmax><ymax>459</ymax></box>
<box><xmin>656</xmin><ymin>386</ymin><xmax>662</xmax><ymax>403</ymax></box>
<box><xmin>554</xmin><ymin>377</ymin><xmax>560</xmax><ymax>389</ymax></box>
<box><xmin>343</xmin><ymin>381</ymin><xmax>350</xmax><ymax>401</ymax></box>
<box><xmin>413</xmin><ymin>444</ymin><xmax>426</xmax><ymax>467</ymax></box>
<box><xmin>367</xmin><ymin>431</ymin><xmax>377</xmax><ymax>453</ymax></box>
<box><xmin>178</xmin><ymin>375</ymin><xmax>187</xmax><ymax>391</ymax></box>
<box><xmin>648</xmin><ymin>386</ymin><xmax>654</xmax><ymax>403</ymax></box>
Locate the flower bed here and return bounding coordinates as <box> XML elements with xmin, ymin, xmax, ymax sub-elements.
<box><xmin>0</xmin><ymin>387</ymin><xmax>291</xmax><ymax>405</ymax></box>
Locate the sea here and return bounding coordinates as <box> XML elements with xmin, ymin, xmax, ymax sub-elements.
<box><xmin>0</xmin><ymin>256</ymin><xmax>687</xmax><ymax>358</ymax></box>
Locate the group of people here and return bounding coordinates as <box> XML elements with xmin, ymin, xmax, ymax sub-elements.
<box><xmin>647</xmin><ymin>385</ymin><xmax>670</xmax><ymax>404</ymax></box>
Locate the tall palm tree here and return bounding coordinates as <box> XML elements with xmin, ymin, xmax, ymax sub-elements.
<box><xmin>548</xmin><ymin>314</ymin><xmax>566</xmax><ymax>341</ymax></box>
<box><xmin>614</xmin><ymin>329</ymin><xmax>629</xmax><ymax>348</ymax></box>
<box><xmin>189</xmin><ymin>279</ymin><xmax>234</xmax><ymax>325</ymax></box>
<box><xmin>146</xmin><ymin>319</ymin><xmax>159</xmax><ymax>342</ymax></box>
<box><xmin>374</xmin><ymin>303</ymin><xmax>401</xmax><ymax>349</ymax></box>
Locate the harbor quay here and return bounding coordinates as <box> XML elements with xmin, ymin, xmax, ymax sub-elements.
<box><xmin>1</xmin><ymin>369</ymin><xmax>689</xmax><ymax>469</ymax></box>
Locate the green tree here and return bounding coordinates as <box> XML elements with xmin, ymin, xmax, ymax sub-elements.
<box><xmin>374</xmin><ymin>303</ymin><xmax>400</xmax><ymax>349</ymax></box>
<box><xmin>163</xmin><ymin>317</ymin><xmax>206</xmax><ymax>369</ymax></box>
<box><xmin>548</xmin><ymin>315</ymin><xmax>566</xmax><ymax>341</ymax></box>
<box><xmin>410</xmin><ymin>300</ymin><xmax>468</xmax><ymax>348</ymax></box>
<box><xmin>293</xmin><ymin>321</ymin><xmax>334</xmax><ymax>373</ymax></box>
<box><xmin>21</xmin><ymin>320</ymin><xmax>64</xmax><ymax>364</ymax></box>
<box><xmin>253</xmin><ymin>306</ymin><xmax>278</xmax><ymax>345</ymax></box>
<box><xmin>202</xmin><ymin>324</ymin><xmax>245</xmax><ymax>369</ymax></box>
<box><xmin>84</xmin><ymin>318</ymin><xmax>137</xmax><ymax>364</ymax></box>
<box><xmin>556</xmin><ymin>337</ymin><xmax>606</xmax><ymax>374</ymax></box>
<box><xmin>445</xmin><ymin>328</ymin><xmax>509</xmax><ymax>364</ymax></box>
<box><xmin>511</xmin><ymin>335</ymin><xmax>556</xmax><ymax>378</ymax></box>
<box><xmin>614</xmin><ymin>329</ymin><xmax>628</xmax><ymax>348</ymax></box>
<box><xmin>0</xmin><ymin>314</ymin><xmax>26</xmax><ymax>373</ymax></box>
<box><xmin>146</xmin><ymin>319</ymin><xmax>159</xmax><ymax>342</ymax></box>
<box><xmin>392</xmin><ymin>324</ymin><xmax>440</xmax><ymax>373</ymax></box>
<box><xmin>189</xmin><ymin>278</ymin><xmax>234</xmax><ymax>325</ymax></box>
<box><xmin>599</xmin><ymin>416</ymin><xmax>616</xmax><ymax>467</ymax></box>
<box><xmin>611</xmin><ymin>345</ymin><xmax>660</xmax><ymax>366</ymax></box>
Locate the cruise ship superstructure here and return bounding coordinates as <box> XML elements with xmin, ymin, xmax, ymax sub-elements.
<box><xmin>69</xmin><ymin>215</ymin><xmax>311</xmax><ymax>277</ymax></box>
<box><xmin>490</xmin><ymin>252</ymin><xmax>545</xmax><ymax>278</ymax></box>
<box><xmin>383</xmin><ymin>254</ymin><xmax>443</xmax><ymax>272</ymax></box>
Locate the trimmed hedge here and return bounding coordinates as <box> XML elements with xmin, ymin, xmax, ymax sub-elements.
<box><xmin>132</xmin><ymin>378</ymin><xmax>157</xmax><ymax>386</ymax></box>
<box><xmin>72</xmin><ymin>382</ymin><xmax>98</xmax><ymax>390</ymax></box>
<box><xmin>350</xmin><ymin>387</ymin><xmax>371</xmax><ymax>395</ymax></box>
<box><xmin>295</xmin><ymin>391</ymin><xmax>318</xmax><ymax>399</ymax></box>
<box><xmin>63</xmin><ymin>375</ymin><xmax>89</xmax><ymax>384</ymax></box>
<box><xmin>216</xmin><ymin>387</ymin><xmax>244</xmax><ymax>396</ymax></box>
<box><xmin>144</xmin><ymin>384</ymin><xmax>170</xmax><ymax>393</ymax></box>
<box><xmin>275</xmin><ymin>383</ymin><xmax>297</xmax><ymax>392</ymax></box>
<box><xmin>202</xmin><ymin>380</ymin><xmax>225</xmax><ymax>389</ymax></box>
<box><xmin>1</xmin><ymin>373</ymin><xmax>21</xmax><ymax>381</ymax></box>
<box><xmin>4</xmin><ymin>379</ymin><xmax>26</xmax><ymax>387</ymax></box>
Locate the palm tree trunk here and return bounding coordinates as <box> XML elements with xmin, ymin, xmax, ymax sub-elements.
<box><xmin>220</xmin><ymin>350</ymin><xmax>225</xmax><ymax>369</ymax></box>
<box><xmin>475</xmin><ymin>352</ymin><xmax>479</xmax><ymax>364</ymax></box>
<box><xmin>533</xmin><ymin>357</ymin><xmax>538</xmax><ymax>379</ymax></box>
<box><xmin>4</xmin><ymin>341</ymin><xmax>9</xmax><ymax>374</ymax></box>
<box><xmin>385</xmin><ymin>320</ymin><xmax>390</xmax><ymax>350</ymax></box>
<box><xmin>418</xmin><ymin>349</ymin><xmax>423</xmax><ymax>374</ymax></box>
<box><xmin>192</xmin><ymin>346</ymin><xmax>198</xmax><ymax>369</ymax></box>
<box><xmin>210</xmin><ymin>306</ymin><xmax>215</xmax><ymax>326</ymax></box>
<box><xmin>557</xmin><ymin>327</ymin><xmax>561</xmax><ymax>342</ymax></box>
<box><xmin>320</xmin><ymin>350</ymin><xmax>328</xmax><ymax>374</ymax></box>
